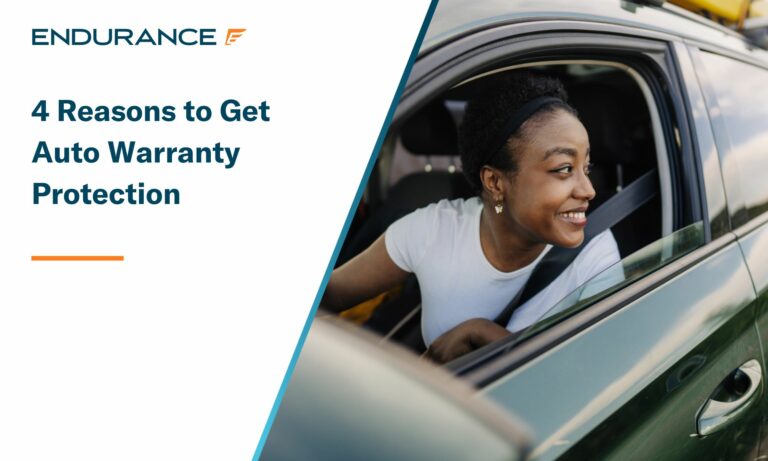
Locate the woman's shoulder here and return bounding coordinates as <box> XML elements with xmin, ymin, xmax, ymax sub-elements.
<box><xmin>421</xmin><ymin>196</ymin><xmax>482</xmax><ymax>217</ymax></box>
<box><xmin>588</xmin><ymin>229</ymin><xmax>620</xmax><ymax>251</ymax></box>
<box><xmin>388</xmin><ymin>197</ymin><xmax>482</xmax><ymax>239</ymax></box>
<box><xmin>576</xmin><ymin>229</ymin><xmax>621</xmax><ymax>266</ymax></box>
<box><xmin>385</xmin><ymin>198</ymin><xmax>481</xmax><ymax>272</ymax></box>
<box><xmin>388</xmin><ymin>197</ymin><xmax>481</xmax><ymax>243</ymax></box>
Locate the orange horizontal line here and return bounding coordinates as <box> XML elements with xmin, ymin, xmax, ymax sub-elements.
<box><xmin>31</xmin><ymin>255</ymin><xmax>124</xmax><ymax>261</ymax></box>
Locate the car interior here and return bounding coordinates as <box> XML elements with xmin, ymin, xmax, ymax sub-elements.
<box><xmin>333</xmin><ymin>62</ymin><xmax>671</xmax><ymax>356</ymax></box>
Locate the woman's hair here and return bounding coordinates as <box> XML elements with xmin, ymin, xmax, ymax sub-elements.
<box><xmin>459</xmin><ymin>71</ymin><xmax>578</xmax><ymax>193</ymax></box>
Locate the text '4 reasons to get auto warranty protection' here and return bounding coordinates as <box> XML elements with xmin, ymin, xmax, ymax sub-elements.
<box><xmin>30</xmin><ymin>99</ymin><xmax>270</xmax><ymax>205</ymax></box>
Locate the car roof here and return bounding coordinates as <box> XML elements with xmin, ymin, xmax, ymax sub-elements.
<box><xmin>422</xmin><ymin>0</ymin><xmax>754</xmax><ymax>55</ymax></box>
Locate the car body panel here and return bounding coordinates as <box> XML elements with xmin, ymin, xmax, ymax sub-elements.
<box><xmin>483</xmin><ymin>241</ymin><xmax>760</xmax><ymax>460</ymax></box>
<box><xmin>740</xmin><ymin>221</ymin><xmax>768</xmax><ymax>295</ymax></box>
<box><xmin>737</xmin><ymin>219</ymin><xmax>768</xmax><ymax>452</ymax></box>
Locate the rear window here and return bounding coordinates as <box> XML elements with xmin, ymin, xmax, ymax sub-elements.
<box><xmin>699</xmin><ymin>52</ymin><xmax>768</xmax><ymax>225</ymax></box>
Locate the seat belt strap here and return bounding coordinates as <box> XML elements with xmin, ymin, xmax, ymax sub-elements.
<box><xmin>494</xmin><ymin>168</ymin><xmax>659</xmax><ymax>327</ymax></box>
<box><xmin>584</xmin><ymin>168</ymin><xmax>660</xmax><ymax>240</ymax></box>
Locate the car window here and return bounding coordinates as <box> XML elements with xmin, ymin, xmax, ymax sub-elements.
<box><xmin>516</xmin><ymin>221</ymin><xmax>706</xmax><ymax>341</ymax></box>
<box><xmin>445</xmin><ymin>221</ymin><xmax>707</xmax><ymax>374</ymax></box>
<box><xmin>698</xmin><ymin>52</ymin><xmax>768</xmax><ymax>226</ymax></box>
<box><xmin>332</xmin><ymin>58</ymin><xmax>696</xmax><ymax>365</ymax></box>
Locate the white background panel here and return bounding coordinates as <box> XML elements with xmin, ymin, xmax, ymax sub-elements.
<box><xmin>0</xmin><ymin>1</ymin><xmax>431</xmax><ymax>459</ymax></box>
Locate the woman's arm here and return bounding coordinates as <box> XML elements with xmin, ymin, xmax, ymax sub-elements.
<box><xmin>322</xmin><ymin>234</ymin><xmax>411</xmax><ymax>312</ymax></box>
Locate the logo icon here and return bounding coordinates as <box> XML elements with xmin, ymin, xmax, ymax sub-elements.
<box><xmin>225</xmin><ymin>29</ymin><xmax>246</xmax><ymax>45</ymax></box>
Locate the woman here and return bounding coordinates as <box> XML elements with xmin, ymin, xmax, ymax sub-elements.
<box><xmin>323</xmin><ymin>72</ymin><xmax>620</xmax><ymax>363</ymax></box>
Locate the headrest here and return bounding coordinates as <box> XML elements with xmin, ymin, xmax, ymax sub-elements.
<box><xmin>386</xmin><ymin>172</ymin><xmax>473</xmax><ymax>210</ymax></box>
<box><xmin>569</xmin><ymin>83</ymin><xmax>640</xmax><ymax>166</ymax></box>
<box><xmin>400</xmin><ymin>101</ymin><xmax>458</xmax><ymax>157</ymax></box>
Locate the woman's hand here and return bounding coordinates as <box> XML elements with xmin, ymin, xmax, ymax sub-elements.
<box><xmin>425</xmin><ymin>318</ymin><xmax>511</xmax><ymax>364</ymax></box>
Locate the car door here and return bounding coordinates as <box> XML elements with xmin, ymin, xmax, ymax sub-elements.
<box><xmin>689</xmin><ymin>42</ymin><xmax>768</xmax><ymax>457</ymax></box>
<box><xmin>400</xmin><ymin>18</ymin><xmax>763</xmax><ymax>461</ymax></box>
<box><xmin>475</xmin><ymin>230</ymin><xmax>761</xmax><ymax>460</ymax></box>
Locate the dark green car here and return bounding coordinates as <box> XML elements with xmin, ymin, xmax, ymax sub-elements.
<box><xmin>259</xmin><ymin>0</ymin><xmax>768</xmax><ymax>459</ymax></box>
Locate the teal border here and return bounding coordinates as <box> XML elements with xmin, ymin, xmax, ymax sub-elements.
<box><xmin>251</xmin><ymin>1</ymin><xmax>439</xmax><ymax>459</ymax></box>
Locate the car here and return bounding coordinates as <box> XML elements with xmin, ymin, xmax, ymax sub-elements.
<box><xmin>258</xmin><ymin>0</ymin><xmax>768</xmax><ymax>459</ymax></box>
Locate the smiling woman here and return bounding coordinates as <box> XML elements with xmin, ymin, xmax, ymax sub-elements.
<box><xmin>322</xmin><ymin>71</ymin><xmax>620</xmax><ymax>362</ymax></box>
<box><xmin>263</xmin><ymin>1</ymin><xmax>768</xmax><ymax>457</ymax></box>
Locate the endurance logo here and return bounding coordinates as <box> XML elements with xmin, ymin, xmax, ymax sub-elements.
<box><xmin>32</xmin><ymin>28</ymin><xmax>247</xmax><ymax>46</ymax></box>
<box><xmin>225</xmin><ymin>29</ymin><xmax>246</xmax><ymax>46</ymax></box>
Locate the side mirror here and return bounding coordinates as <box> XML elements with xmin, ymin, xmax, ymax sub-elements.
<box><xmin>259</xmin><ymin>319</ymin><xmax>533</xmax><ymax>461</ymax></box>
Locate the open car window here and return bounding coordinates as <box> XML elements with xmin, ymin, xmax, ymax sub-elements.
<box><xmin>330</xmin><ymin>55</ymin><xmax>706</xmax><ymax>373</ymax></box>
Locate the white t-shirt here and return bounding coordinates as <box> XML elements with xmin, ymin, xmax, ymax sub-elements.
<box><xmin>385</xmin><ymin>198</ymin><xmax>621</xmax><ymax>346</ymax></box>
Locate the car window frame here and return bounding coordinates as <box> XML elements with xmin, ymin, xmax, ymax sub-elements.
<box><xmin>398</xmin><ymin>24</ymin><xmax>704</xmax><ymax>231</ymax></box>
<box><xmin>394</xmin><ymin>22</ymin><xmax>717</xmax><ymax>386</ymax></box>
<box><xmin>671</xmin><ymin>41</ymin><xmax>730</xmax><ymax>239</ymax></box>
<box><xmin>687</xmin><ymin>43</ymin><xmax>768</xmax><ymax>232</ymax></box>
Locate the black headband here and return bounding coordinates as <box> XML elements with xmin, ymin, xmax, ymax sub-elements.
<box><xmin>481</xmin><ymin>96</ymin><xmax>564</xmax><ymax>166</ymax></box>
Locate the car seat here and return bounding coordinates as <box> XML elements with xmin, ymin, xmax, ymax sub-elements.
<box><xmin>337</xmin><ymin>101</ymin><xmax>473</xmax><ymax>349</ymax></box>
<box><xmin>569</xmin><ymin>80</ymin><xmax>661</xmax><ymax>256</ymax></box>
<box><xmin>336</xmin><ymin>100</ymin><xmax>474</xmax><ymax>267</ymax></box>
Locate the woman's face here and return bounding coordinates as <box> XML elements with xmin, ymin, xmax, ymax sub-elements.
<box><xmin>501</xmin><ymin>109</ymin><xmax>595</xmax><ymax>248</ymax></box>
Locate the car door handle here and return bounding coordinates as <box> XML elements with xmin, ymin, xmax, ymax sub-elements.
<box><xmin>697</xmin><ymin>359</ymin><xmax>762</xmax><ymax>437</ymax></box>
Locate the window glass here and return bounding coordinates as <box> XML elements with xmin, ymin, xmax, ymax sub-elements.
<box><xmin>518</xmin><ymin>222</ymin><xmax>705</xmax><ymax>340</ymax></box>
<box><xmin>700</xmin><ymin>52</ymin><xmax>768</xmax><ymax>222</ymax></box>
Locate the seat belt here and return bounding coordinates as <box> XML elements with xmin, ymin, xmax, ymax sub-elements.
<box><xmin>493</xmin><ymin>168</ymin><xmax>659</xmax><ymax>327</ymax></box>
